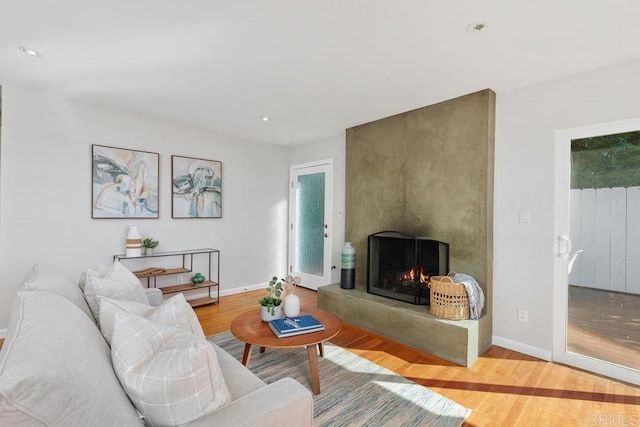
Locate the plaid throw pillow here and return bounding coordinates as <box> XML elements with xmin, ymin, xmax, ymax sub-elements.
<box><xmin>98</xmin><ymin>293</ymin><xmax>204</xmax><ymax>345</ymax></box>
<box><xmin>84</xmin><ymin>260</ymin><xmax>149</xmax><ymax>324</ymax></box>
<box><xmin>110</xmin><ymin>310</ymin><xmax>231</xmax><ymax>425</ymax></box>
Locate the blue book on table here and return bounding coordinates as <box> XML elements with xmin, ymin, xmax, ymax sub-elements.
<box><xmin>270</xmin><ymin>315</ymin><xmax>324</xmax><ymax>334</ymax></box>
<box><xmin>268</xmin><ymin>321</ymin><xmax>324</xmax><ymax>338</ymax></box>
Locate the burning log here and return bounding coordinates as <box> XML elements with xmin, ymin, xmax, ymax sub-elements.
<box><xmin>398</xmin><ymin>266</ymin><xmax>430</xmax><ymax>288</ymax></box>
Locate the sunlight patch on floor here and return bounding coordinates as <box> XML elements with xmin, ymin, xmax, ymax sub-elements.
<box><xmin>342</xmin><ymin>346</ymin><xmax>423</xmax><ymax>370</ymax></box>
<box><xmin>373</xmin><ymin>380</ymin><xmax>453</xmax><ymax>414</ymax></box>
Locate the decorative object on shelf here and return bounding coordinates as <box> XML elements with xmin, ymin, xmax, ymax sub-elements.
<box><xmin>142</xmin><ymin>238</ymin><xmax>159</xmax><ymax>256</ymax></box>
<box><xmin>340</xmin><ymin>242</ymin><xmax>356</xmax><ymax>289</ymax></box>
<box><xmin>125</xmin><ymin>226</ymin><xmax>142</xmax><ymax>257</ymax></box>
<box><xmin>92</xmin><ymin>145</ymin><xmax>159</xmax><ymax>219</ymax></box>
<box><xmin>171</xmin><ymin>155</ymin><xmax>222</xmax><ymax>218</ymax></box>
<box><xmin>260</xmin><ymin>276</ymin><xmax>283</xmax><ymax>322</ymax></box>
<box><xmin>191</xmin><ymin>273</ymin><xmax>205</xmax><ymax>285</ymax></box>
<box><xmin>133</xmin><ymin>267</ymin><xmax>167</xmax><ymax>277</ymax></box>
<box><xmin>283</xmin><ymin>275</ymin><xmax>302</xmax><ymax>318</ymax></box>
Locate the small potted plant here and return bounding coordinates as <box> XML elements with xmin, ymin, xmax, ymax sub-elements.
<box><xmin>260</xmin><ymin>276</ymin><xmax>283</xmax><ymax>322</ymax></box>
<box><xmin>142</xmin><ymin>238</ymin><xmax>159</xmax><ymax>256</ymax></box>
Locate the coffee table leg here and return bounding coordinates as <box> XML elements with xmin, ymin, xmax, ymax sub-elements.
<box><xmin>306</xmin><ymin>345</ymin><xmax>321</xmax><ymax>395</ymax></box>
<box><xmin>318</xmin><ymin>342</ymin><xmax>324</xmax><ymax>357</ymax></box>
<box><xmin>242</xmin><ymin>343</ymin><xmax>252</xmax><ymax>366</ymax></box>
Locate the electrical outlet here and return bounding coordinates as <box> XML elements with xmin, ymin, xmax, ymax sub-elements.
<box><xmin>519</xmin><ymin>209</ymin><xmax>530</xmax><ymax>223</ymax></box>
<box><xmin>518</xmin><ymin>309</ymin><xmax>529</xmax><ymax>323</ymax></box>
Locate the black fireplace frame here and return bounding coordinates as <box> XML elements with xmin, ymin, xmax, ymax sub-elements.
<box><xmin>367</xmin><ymin>231</ymin><xmax>449</xmax><ymax>305</ymax></box>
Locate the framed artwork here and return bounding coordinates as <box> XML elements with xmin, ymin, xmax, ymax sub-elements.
<box><xmin>92</xmin><ymin>144</ymin><xmax>159</xmax><ymax>218</ymax></box>
<box><xmin>171</xmin><ymin>155</ymin><xmax>222</xmax><ymax>218</ymax></box>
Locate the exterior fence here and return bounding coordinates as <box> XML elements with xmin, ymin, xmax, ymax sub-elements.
<box><xmin>569</xmin><ymin>186</ymin><xmax>640</xmax><ymax>295</ymax></box>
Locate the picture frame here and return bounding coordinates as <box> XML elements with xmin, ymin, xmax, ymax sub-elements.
<box><xmin>171</xmin><ymin>155</ymin><xmax>222</xmax><ymax>218</ymax></box>
<box><xmin>92</xmin><ymin>144</ymin><xmax>159</xmax><ymax>219</ymax></box>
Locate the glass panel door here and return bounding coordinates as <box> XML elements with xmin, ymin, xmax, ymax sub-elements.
<box><xmin>295</xmin><ymin>172</ymin><xmax>325</xmax><ymax>276</ymax></box>
<box><xmin>289</xmin><ymin>161</ymin><xmax>332</xmax><ymax>290</ymax></box>
<box><xmin>554</xmin><ymin>121</ymin><xmax>640</xmax><ymax>385</ymax></box>
<box><xmin>567</xmin><ymin>131</ymin><xmax>640</xmax><ymax>370</ymax></box>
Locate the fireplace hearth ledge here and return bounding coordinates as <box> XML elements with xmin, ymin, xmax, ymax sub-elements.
<box><xmin>318</xmin><ymin>281</ymin><xmax>490</xmax><ymax>367</ymax></box>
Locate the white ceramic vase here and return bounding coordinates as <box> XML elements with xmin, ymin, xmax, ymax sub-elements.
<box><xmin>125</xmin><ymin>226</ymin><xmax>142</xmax><ymax>257</ymax></box>
<box><xmin>260</xmin><ymin>305</ymin><xmax>282</xmax><ymax>322</ymax></box>
<box><xmin>283</xmin><ymin>293</ymin><xmax>301</xmax><ymax>318</ymax></box>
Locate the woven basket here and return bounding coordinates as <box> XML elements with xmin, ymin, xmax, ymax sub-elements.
<box><xmin>429</xmin><ymin>275</ymin><xmax>470</xmax><ymax>320</ymax></box>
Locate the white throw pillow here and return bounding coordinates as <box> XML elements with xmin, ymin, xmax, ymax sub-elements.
<box><xmin>99</xmin><ymin>293</ymin><xmax>204</xmax><ymax>345</ymax></box>
<box><xmin>111</xmin><ymin>310</ymin><xmax>231</xmax><ymax>426</ymax></box>
<box><xmin>78</xmin><ymin>263</ymin><xmax>109</xmax><ymax>291</ymax></box>
<box><xmin>84</xmin><ymin>260</ymin><xmax>149</xmax><ymax>323</ymax></box>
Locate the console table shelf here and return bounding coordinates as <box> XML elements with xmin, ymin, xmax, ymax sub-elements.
<box><xmin>160</xmin><ymin>281</ymin><xmax>217</xmax><ymax>294</ymax></box>
<box><xmin>133</xmin><ymin>267</ymin><xmax>190</xmax><ymax>278</ymax></box>
<box><xmin>187</xmin><ymin>297</ymin><xmax>219</xmax><ymax>308</ymax></box>
<box><xmin>114</xmin><ymin>248</ymin><xmax>219</xmax><ymax>307</ymax></box>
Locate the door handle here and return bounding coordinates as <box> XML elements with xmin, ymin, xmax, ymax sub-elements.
<box><xmin>557</xmin><ymin>235</ymin><xmax>572</xmax><ymax>257</ymax></box>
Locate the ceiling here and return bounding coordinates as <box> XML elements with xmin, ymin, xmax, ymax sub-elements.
<box><xmin>2</xmin><ymin>1</ymin><xmax>640</xmax><ymax>146</ymax></box>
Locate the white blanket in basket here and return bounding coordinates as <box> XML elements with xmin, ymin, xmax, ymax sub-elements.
<box><xmin>452</xmin><ymin>273</ymin><xmax>484</xmax><ymax>320</ymax></box>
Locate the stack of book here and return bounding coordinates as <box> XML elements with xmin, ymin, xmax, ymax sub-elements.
<box><xmin>269</xmin><ymin>314</ymin><xmax>325</xmax><ymax>338</ymax></box>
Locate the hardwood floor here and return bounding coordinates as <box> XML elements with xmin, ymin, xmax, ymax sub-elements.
<box><xmin>0</xmin><ymin>288</ymin><xmax>636</xmax><ymax>425</ymax></box>
<box><xmin>196</xmin><ymin>287</ymin><xmax>640</xmax><ymax>427</ymax></box>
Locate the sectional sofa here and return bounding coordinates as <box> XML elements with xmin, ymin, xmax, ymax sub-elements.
<box><xmin>0</xmin><ymin>264</ymin><xmax>313</xmax><ymax>426</ymax></box>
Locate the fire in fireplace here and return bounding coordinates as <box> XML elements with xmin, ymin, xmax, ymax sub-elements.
<box><xmin>367</xmin><ymin>231</ymin><xmax>449</xmax><ymax>305</ymax></box>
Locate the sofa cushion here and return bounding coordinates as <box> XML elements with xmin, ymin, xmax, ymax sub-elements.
<box><xmin>84</xmin><ymin>260</ymin><xmax>149</xmax><ymax>324</ymax></box>
<box><xmin>111</xmin><ymin>310</ymin><xmax>231</xmax><ymax>426</ymax></box>
<box><xmin>98</xmin><ymin>293</ymin><xmax>204</xmax><ymax>345</ymax></box>
<box><xmin>21</xmin><ymin>263</ymin><xmax>94</xmax><ymax>320</ymax></box>
<box><xmin>209</xmin><ymin>341</ymin><xmax>266</xmax><ymax>400</ymax></box>
<box><xmin>0</xmin><ymin>292</ymin><xmax>142</xmax><ymax>426</ymax></box>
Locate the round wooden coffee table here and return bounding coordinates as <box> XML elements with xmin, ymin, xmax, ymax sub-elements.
<box><xmin>230</xmin><ymin>308</ymin><xmax>342</xmax><ymax>395</ymax></box>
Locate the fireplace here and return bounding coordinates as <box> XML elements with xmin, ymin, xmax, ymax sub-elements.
<box><xmin>367</xmin><ymin>231</ymin><xmax>449</xmax><ymax>305</ymax></box>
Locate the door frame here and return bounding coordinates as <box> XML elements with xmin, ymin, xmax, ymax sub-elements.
<box><xmin>553</xmin><ymin>118</ymin><xmax>640</xmax><ymax>385</ymax></box>
<box><xmin>288</xmin><ymin>159</ymin><xmax>333</xmax><ymax>290</ymax></box>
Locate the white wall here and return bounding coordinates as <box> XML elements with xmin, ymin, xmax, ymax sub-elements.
<box><xmin>5</xmin><ymin>57</ymin><xmax>639</xmax><ymax>351</ymax></box>
<box><xmin>0</xmin><ymin>85</ymin><xmax>290</xmax><ymax>331</ymax></box>
<box><xmin>493</xmin><ymin>58</ymin><xmax>640</xmax><ymax>357</ymax></box>
<box><xmin>289</xmin><ymin>133</ymin><xmax>346</xmax><ymax>285</ymax></box>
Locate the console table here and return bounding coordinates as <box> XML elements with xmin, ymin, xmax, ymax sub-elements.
<box><xmin>114</xmin><ymin>248</ymin><xmax>219</xmax><ymax>307</ymax></box>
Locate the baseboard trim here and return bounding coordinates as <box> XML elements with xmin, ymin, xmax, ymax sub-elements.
<box><xmin>492</xmin><ymin>336</ymin><xmax>552</xmax><ymax>361</ymax></box>
<box><xmin>0</xmin><ymin>328</ymin><xmax>7</xmax><ymax>339</ymax></box>
<box><xmin>219</xmin><ymin>283</ymin><xmax>266</xmax><ymax>298</ymax></box>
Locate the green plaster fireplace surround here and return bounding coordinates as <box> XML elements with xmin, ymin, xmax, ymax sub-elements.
<box><xmin>318</xmin><ymin>89</ymin><xmax>495</xmax><ymax>366</ymax></box>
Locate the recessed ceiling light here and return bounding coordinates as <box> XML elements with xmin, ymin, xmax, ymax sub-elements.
<box><xmin>466</xmin><ymin>21</ymin><xmax>489</xmax><ymax>34</ymax></box>
<box><xmin>260</xmin><ymin>116</ymin><xmax>270</xmax><ymax>122</ymax></box>
<box><xmin>18</xmin><ymin>46</ymin><xmax>42</xmax><ymax>57</ymax></box>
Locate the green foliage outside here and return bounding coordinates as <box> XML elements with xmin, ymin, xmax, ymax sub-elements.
<box><xmin>571</xmin><ymin>130</ymin><xmax>640</xmax><ymax>189</ymax></box>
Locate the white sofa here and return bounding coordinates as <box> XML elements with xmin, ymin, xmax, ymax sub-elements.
<box><xmin>0</xmin><ymin>268</ymin><xmax>313</xmax><ymax>426</ymax></box>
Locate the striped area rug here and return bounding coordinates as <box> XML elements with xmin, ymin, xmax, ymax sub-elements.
<box><xmin>209</xmin><ymin>331</ymin><xmax>471</xmax><ymax>427</ymax></box>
